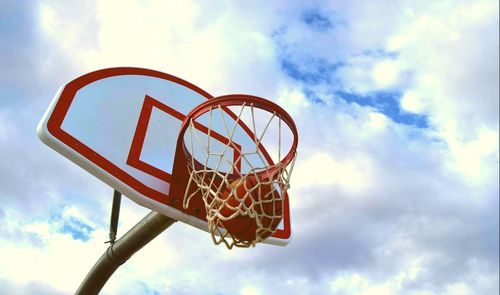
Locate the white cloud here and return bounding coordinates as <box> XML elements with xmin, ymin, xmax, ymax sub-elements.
<box><xmin>293</xmin><ymin>151</ymin><xmax>374</xmax><ymax>195</ymax></box>
<box><xmin>36</xmin><ymin>0</ymin><xmax>287</xmax><ymax>99</ymax></box>
<box><xmin>384</xmin><ymin>0</ymin><xmax>499</xmax><ymax>182</ymax></box>
<box><xmin>281</xmin><ymin>0</ymin><xmax>499</xmax><ymax>184</ymax></box>
<box><xmin>0</xmin><ymin>212</ymin><xmax>108</xmax><ymax>293</ymax></box>
<box><xmin>276</xmin><ymin>86</ymin><xmax>311</xmax><ymax>115</ymax></box>
<box><xmin>332</xmin><ymin>55</ymin><xmax>407</xmax><ymax>94</ymax></box>
<box><xmin>240</xmin><ymin>286</ymin><xmax>262</xmax><ymax>295</ymax></box>
<box><xmin>445</xmin><ymin>127</ymin><xmax>499</xmax><ymax>183</ymax></box>
<box><xmin>371</xmin><ymin>60</ymin><xmax>401</xmax><ymax>89</ymax></box>
<box><xmin>329</xmin><ymin>259</ymin><xmax>492</xmax><ymax>295</ymax></box>
<box><xmin>400</xmin><ymin>90</ymin><xmax>425</xmax><ymax>113</ymax></box>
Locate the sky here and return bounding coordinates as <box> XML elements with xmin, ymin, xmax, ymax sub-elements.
<box><xmin>0</xmin><ymin>0</ymin><xmax>498</xmax><ymax>294</ymax></box>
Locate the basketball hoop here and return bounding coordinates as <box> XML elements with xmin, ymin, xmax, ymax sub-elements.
<box><xmin>172</xmin><ymin>95</ymin><xmax>298</xmax><ymax>249</ymax></box>
<box><xmin>39</xmin><ymin>68</ymin><xmax>300</xmax><ymax>294</ymax></box>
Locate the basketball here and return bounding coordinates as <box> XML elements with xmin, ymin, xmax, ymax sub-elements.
<box><xmin>218</xmin><ymin>175</ymin><xmax>282</xmax><ymax>242</ymax></box>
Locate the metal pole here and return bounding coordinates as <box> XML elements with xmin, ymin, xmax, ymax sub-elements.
<box><xmin>108</xmin><ymin>190</ymin><xmax>122</xmax><ymax>243</ymax></box>
<box><xmin>75</xmin><ymin>211</ymin><xmax>177</xmax><ymax>295</ymax></box>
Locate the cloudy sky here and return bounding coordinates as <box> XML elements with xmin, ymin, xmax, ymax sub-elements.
<box><xmin>1</xmin><ymin>0</ymin><xmax>498</xmax><ymax>294</ymax></box>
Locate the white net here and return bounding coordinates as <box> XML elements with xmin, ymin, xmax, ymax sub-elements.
<box><xmin>182</xmin><ymin>103</ymin><xmax>296</xmax><ymax>249</ymax></box>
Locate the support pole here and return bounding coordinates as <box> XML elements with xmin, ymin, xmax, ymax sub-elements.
<box><xmin>108</xmin><ymin>190</ymin><xmax>122</xmax><ymax>243</ymax></box>
<box><xmin>75</xmin><ymin>211</ymin><xmax>177</xmax><ymax>295</ymax></box>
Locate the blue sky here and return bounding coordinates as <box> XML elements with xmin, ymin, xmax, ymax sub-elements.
<box><xmin>0</xmin><ymin>0</ymin><xmax>498</xmax><ymax>294</ymax></box>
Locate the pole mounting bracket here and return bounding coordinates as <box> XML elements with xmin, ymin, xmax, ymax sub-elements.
<box><xmin>105</xmin><ymin>190</ymin><xmax>122</xmax><ymax>244</ymax></box>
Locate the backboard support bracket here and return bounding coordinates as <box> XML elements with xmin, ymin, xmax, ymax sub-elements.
<box><xmin>106</xmin><ymin>190</ymin><xmax>122</xmax><ymax>244</ymax></box>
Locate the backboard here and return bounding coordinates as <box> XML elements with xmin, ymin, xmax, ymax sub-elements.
<box><xmin>37</xmin><ymin>67</ymin><xmax>291</xmax><ymax>245</ymax></box>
